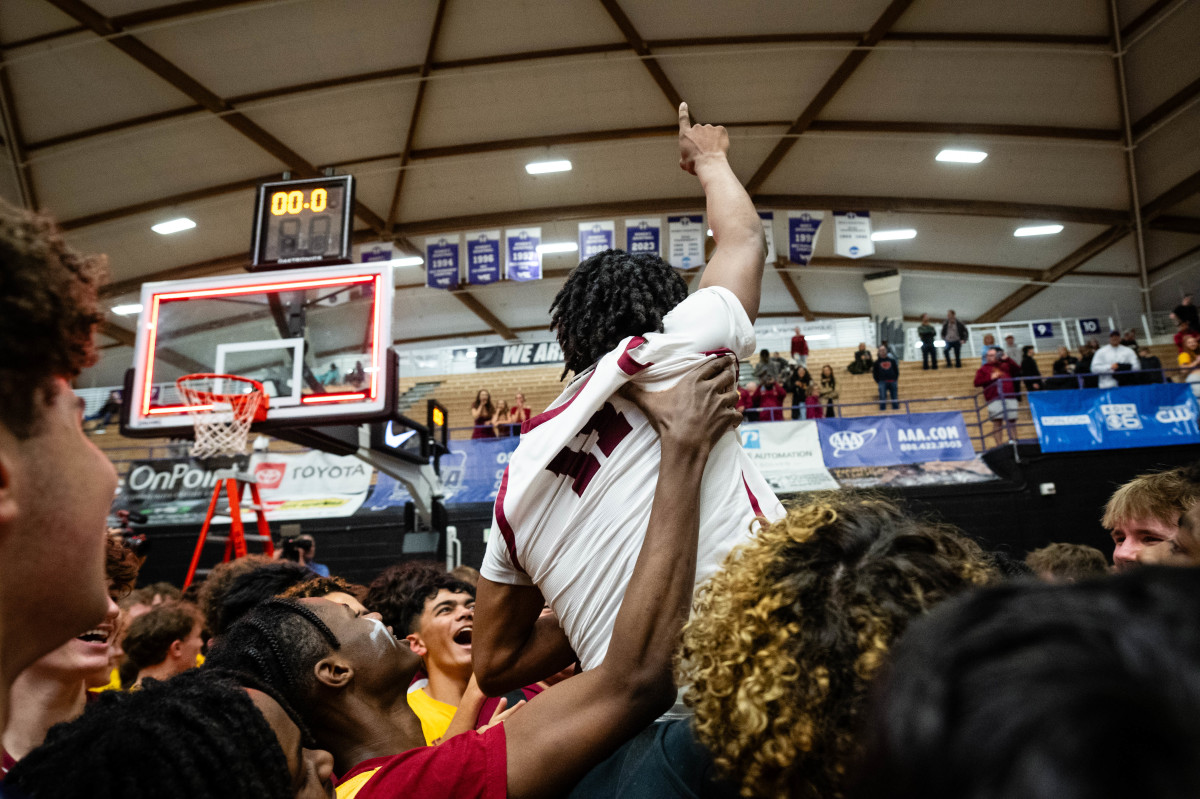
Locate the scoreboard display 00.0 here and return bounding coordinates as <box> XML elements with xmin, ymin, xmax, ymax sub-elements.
<box><xmin>250</xmin><ymin>175</ymin><xmax>354</xmax><ymax>270</ymax></box>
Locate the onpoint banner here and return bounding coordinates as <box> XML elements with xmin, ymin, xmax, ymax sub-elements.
<box><xmin>1030</xmin><ymin>383</ymin><xmax>1200</xmax><ymax>452</ymax></box>
<box><xmin>817</xmin><ymin>412</ymin><xmax>975</xmax><ymax>467</ymax></box>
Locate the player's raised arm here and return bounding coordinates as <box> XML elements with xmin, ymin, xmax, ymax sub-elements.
<box><xmin>502</xmin><ymin>355</ymin><xmax>741</xmax><ymax>798</ymax></box>
<box><xmin>680</xmin><ymin>102</ymin><xmax>765</xmax><ymax>322</ymax></box>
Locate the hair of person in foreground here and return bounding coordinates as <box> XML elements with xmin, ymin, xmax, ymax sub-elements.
<box><xmin>853</xmin><ymin>566</ymin><xmax>1200</xmax><ymax>799</ymax></box>
<box><xmin>1024</xmin><ymin>541</ymin><xmax>1110</xmax><ymax>582</ymax></box>
<box><xmin>677</xmin><ymin>494</ymin><xmax>997</xmax><ymax>799</ymax></box>
<box><xmin>4</xmin><ymin>668</ymin><xmax>321</xmax><ymax>799</ymax></box>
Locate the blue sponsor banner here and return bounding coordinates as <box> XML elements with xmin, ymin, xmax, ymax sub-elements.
<box><xmin>364</xmin><ymin>436</ymin><xmax>521</xmax><ymax>510</ymax></box>
<box><xmin>506</xmin><ymin>228</ymin><xmax>542</xmax><ymax>281</ymax></box>
<box><xmin>625</xmin><ymin>217</ymin><xmax>660</xmax><ymax>255</ymax></box>
<box><xmin>787</xmin><ymin>211</ymin><xmax>823</xmax><ymax>265</ymax></box>
<box><xmin>466</xmin><ymin>231</ymin><xmax>501</xmax><ymax>285</ymax></box>
<box><xmin>425</xmin><ymin>236</ymin><xmax>459</xmax><ymax>290</ymax></box>
<box><xmin>1029</xmin><ymin>383</ymin><xmax>1200</xmax><ymax>453</ymax></box>
<box><xmin>817</xmin><ymin>412</ymin><xmax>975</xmax><ymax>467</ymax></box>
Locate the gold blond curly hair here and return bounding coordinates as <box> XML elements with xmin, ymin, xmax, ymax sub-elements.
<box><xmin>678</xmin><ymin>493</ymin><xmax>996</xmax><ymax>799</ymax></box>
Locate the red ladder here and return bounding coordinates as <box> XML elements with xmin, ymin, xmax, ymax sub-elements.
<box><xmin>182</xmin><ymin>470</ymin><xmax>275</xmax><ymax>590</ymax></box>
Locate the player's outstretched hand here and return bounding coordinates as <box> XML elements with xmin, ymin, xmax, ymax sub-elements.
<box><xmin>678</xmin><ymin>101</ymin><xmax>730</xmax><ymax>176</ymax></box>
<box><xmin>623</xmin><ymin>355</ymin><xmax>741</xmax><ymax>454</ymax></box>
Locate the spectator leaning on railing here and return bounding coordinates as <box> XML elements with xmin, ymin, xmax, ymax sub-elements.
<box><xmin>1090</xmin><ymin>330</ymin><xmax>1140</xmax><ymax>389</ymax></box>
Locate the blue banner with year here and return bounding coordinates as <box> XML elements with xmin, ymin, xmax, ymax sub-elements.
<box><xmin>1029</xmin><ymin>383</ymin><xmax>1200</xmax><ymax>452</ymax></box>
<box><xmin>817</xmin><ymin>412</ymin><xmax>975</xmax><ymax>467</ymax></box>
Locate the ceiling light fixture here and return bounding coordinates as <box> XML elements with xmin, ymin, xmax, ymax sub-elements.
<box><xmin>537</xmin><ymin>242</ymin><xmax>578</xmax><ymax>254</ymax></box>
<box><xmin>871</xmin><ymin>229</ymin><xmax>917</xmax><ymax>241</ymax></box>
<box><xmin>394</xmin><ymin>256</ymin><xmax>424</xmax><ymax>267</ymax></box>
<box><xmin>111</xmin><ymin>303</ymin><xmax>143</xmax><ymax>316</ymax></box>
<box><xmin>151</xmin><ymin>218</ymin><xmax>196</xmax><ymax>235</ymax></box>
<box><xmin>1014</xmin><ymin>224</ymin><xmax>1064</xmax><ymax>237</ymax></box>
<box><xmin>936</xmin><ymin>149</ymin><xmax>988</xmax><ymax>164</ymax></box>
<box><xmin>525</xmin><ymin>160</ymin><xmax>572</xmax><ymax>175</ymax></box>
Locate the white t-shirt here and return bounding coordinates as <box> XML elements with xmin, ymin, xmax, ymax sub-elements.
<box><xmin>480</xmin><ymin>287</ymin><xmax>786</xmax><ymax>670</ymax></box>
<box><xmin>1089</xmin><ymin>344</ymin><xmax>1140</xmax><ymax>389</ymax></box>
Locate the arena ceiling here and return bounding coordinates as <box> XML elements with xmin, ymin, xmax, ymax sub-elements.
<box><xmin>2</xmin><ymin>0</ymin><xmax>1199</xmax><ymax>383</ymax></box>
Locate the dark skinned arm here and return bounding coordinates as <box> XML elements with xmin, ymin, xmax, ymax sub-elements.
<box><xmin>473</xmin><ymin>580</ymin><xmax>577</xmax><ymax>697</ymax></box>
<box><xmin>501</xmin><ymin>355</ymin><xmax>740</xmax><ymax>799</ymax></box>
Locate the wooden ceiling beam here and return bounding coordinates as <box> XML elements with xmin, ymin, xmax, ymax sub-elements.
<box><xmin>1148</xmin><ymin>242</ymin><xmax>1200</xmax><ymax>277</ymax></box>
<box><xmin>771</xmin><ymin>256</ymin><xmax>814</xmax><ymax>320</ymax></box>
<box><xmin>745</xmin><ymin>0</ymin><xmax>917</xmax><ymax>194</ymax></box>
<box><xmin>0</xmin><ymin>46</ymin><xmax>37</xmax><ymax>209</ymax></box>
<box><xmin>598</xmin><ymin>0</ymin><xmax>683</xmax><ymax>110</ymax></box>
<box><xmin>449</xmin><ymin>290</ymin><xmax>518</xmax><ymax>341</ymax></box>
<box><xmin>1132</xmin><ymin>74</ymin><xmax>1200</xmax><ymax>141</ymax></box>
<box><xmin>43</xmin><ymin>0</ymin><xmax>389</xmax><ymax>235</ymax></box>
<box><xmin>801</xmin><ymin>256</ymin><xmax>1043</xmax><ymax>280</ymax></box>
<box><xmin>1149</xmin><ymin>215</ymin><xmax>1200</xmax><ymax>235</ymax></box>
<box><xmin>1120</xmin><ymin>0</ymin><xmax>1179</xmax><ymax>40</ymax></box>
<box><xmin>1141</xmin><ymin>166</ymin><xmax>1200</xmax><ymax>222</ymax></box>
<box><xmin>385</xmin><ymin>0</ymin><xmax>448</xmax><ymax>233</ymax></box>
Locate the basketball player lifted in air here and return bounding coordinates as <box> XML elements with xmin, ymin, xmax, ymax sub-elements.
<box><xmin>474</xmin><ymin>102</ymin><xmax>785</xmax><ymax>692</ymax></box>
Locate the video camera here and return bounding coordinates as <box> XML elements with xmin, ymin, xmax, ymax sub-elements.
<box><xmin>280</xmin><ymin>535</ymin><xmax>314</xmax><ymax>562</ymax></box>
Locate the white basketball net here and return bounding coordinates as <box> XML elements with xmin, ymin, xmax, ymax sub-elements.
<box><xmin>176</xmin><ymin>375</ymin><xmax>265</xmax><ymax>459</ymax></box>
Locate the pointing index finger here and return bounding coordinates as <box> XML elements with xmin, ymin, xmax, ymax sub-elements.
<box><xmin>678</xmin><ymin>101</ymin><xmax>691</xmax><ymax>133</ymax></box>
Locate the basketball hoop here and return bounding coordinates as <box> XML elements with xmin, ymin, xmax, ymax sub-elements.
<box><xmin>176</xmin><ymin>374</ymin><xmax>270</xmax><ymax>458</ymax></box>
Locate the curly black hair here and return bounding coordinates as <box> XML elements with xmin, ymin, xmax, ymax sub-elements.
<box><xmin>364</xmin><ymin>560</ymin><xmax>474</xmax><ymax>636</ymax></box>
<box><xmin>204</xmin><ymin>560</ymin><xmax>312</xmax><ymax>637</ymax></box>
<box><xmin>0</xmin><ymin>200</ymin><xmax>106</xmax><ymax>438</ymax></box>
<box><xmin>6</xmin><ymin>669</ymin><xmax>297</xmax><ymax>798</ymax></box>
<box><xmin>549</xmin><ymin>248</ymin><xmax>688</xmax><ymax>379</ymax></box>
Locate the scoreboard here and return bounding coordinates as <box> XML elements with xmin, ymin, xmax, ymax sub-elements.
<box><xmin>250</xmin><ymin>175</ymin><xmax>354</xmax><ymax>270</ymax></box>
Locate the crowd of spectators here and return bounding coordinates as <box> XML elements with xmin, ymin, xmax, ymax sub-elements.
<box><xmin>470</xmin><ymin>388</ymin><xmax>531</xmax><ymax>437</ymax></box>
<box><xmin>11</xmin><ymin>109</ymin><xmax>1200</xmax><ymax>799</ymax></box>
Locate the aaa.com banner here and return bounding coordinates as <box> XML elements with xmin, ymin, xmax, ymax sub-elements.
<box><xmin>1029</xmin><ymin>383</ymin><xmax>1200</xmax><ymax>453</ymax></box>
<box><xmin>117</xmin><ymin>451</ymin><xmax>373</xmax><ymax>525</ymax></box>
<box><xmin>817</xmin><ymin>412</ymin><xmax>975</xmax><ymax>468</ymax></box>
<box><xmin>737</xmin><ymin>421</ymin><xmax>838</xmax><ymax>493</ymax></box>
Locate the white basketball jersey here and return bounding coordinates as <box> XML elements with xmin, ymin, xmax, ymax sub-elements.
<box><xmin>480</xmin><ymin>287</ymin><xmax>786</xmax><ymax>670</ymax></box>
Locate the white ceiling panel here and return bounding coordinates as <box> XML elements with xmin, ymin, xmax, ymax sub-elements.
<box><xmin>762</xmin><ymin>134</ymin><xmax>1127</xmax><ymax>209</ymax></box>
<box><xmin>820</xmin><ymin>47</ymin><xmax>1118</xmax><ymax>128</ymax></box>
<box><xmin>8</xmin><ymin>32</ymin><xmax>193</xmax><ymax>143</ymax></box>
<box><xmin>32</xmin><ymin>119</ymin><xmax>283</xmax><ymax>221</ymax></box>
<box><xmin>894</xmin><ymin>0</ymin><xmax>1108</xmax><ymax>35</ymax></box>
<box><xmin>1122</xmin><ymin>0</ymin><xmax>1200</xmax><ymax>121</ymax></box>
<box><xmin>0</xmin><ymin>0</ymin><xmax>77</xmax><ymax>45</ymax></box>
<box><xmin>134</xmin><ymin>0</ymin><xmax>436</xmax><ymax>99</ymax></box>
<box><xmin>1074</xmin><ymin>235</ymin><xmax>1140</xmax><ymax>274</ymax></box>
<box><xmin>1135</xmin><ymin>102</ymin><xmax>1200</xmax><ymax>205</ymax></box>
<box><xmin>1004</xmin><ymin>276</ymin><xmax>1145</xmax><ymax>323</ymax></box>
<box><xmin>437</xmin><ymin>0</ymin><xmax>621</xmax><ymax>61</ymax></box>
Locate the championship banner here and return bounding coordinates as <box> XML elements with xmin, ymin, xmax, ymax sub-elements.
<box><xmin>1029</xmin><ymin>383</ymin><xmax>1200</xmax><ymax>453</ymax></box>
<box><xmin>738</xmin><ymin>421</ymin><xmax>838</xmax><ymax>493</ymax></box>
<box><xmin>788</xmin><ymin>211</ymin><xmax>824</xmax><ymax>265</ymax></box>
<box><xmin>476</xmin><ymin>341</ymin><xmax>564</xmax><ymax>369</ymax></box>
<box><xmin>506</xmin><ymin>227</ymin><xmax>542</xmax><ymax>281</ymax></box>
<box><xmin>116</xmin><ymin>451</ymin><xmax>373</xmax><ymax>525</ymax></box>
<box><xmin>625</xmin><ymin>217</ymin><xmax>661</xmax><ymax>256</ymax></box>
<box><xmin>759</xmin><ymin>211</ymin><xmax>776</xmax><ymax>262</ymax></box>
<box><xmin>365</xmin><ymin>436</ymin><xmax>522</xmax><ymax>509</ymax></box>
<box><xmin>668</xmin><ymin>214</ymin><xmax>705</xmax><ymax>269</ymax></box>
<box><xmin>465</xmin><ymin>230</ymin><xmax>501</xmax><ymax>285</ymax></box>
<box><xmin>578</xmin><ymin>221</ymin><xmax>615</xmax><ymax>259</ymax></box>
<box><xmin>817</xmin><ymin>412</ymin><xmax>975</xmax><ymax>468</ymax></box>
<box><xmin>358</xmin><ymin>242</ymin><xmax>396</xmax><ymax>263</ymax></box>
<box><xmin>833</xmin><ymin>211</ymin><xmax>874</xmax><ymax>259</ymax></box>
<box><xmin>425</xmin><ymin>235</ymin><xmax>460</xmax><ymax>290</ymax></box>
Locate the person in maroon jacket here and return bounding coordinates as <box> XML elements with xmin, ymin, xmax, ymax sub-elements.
<box><xmin>754</xmin><ymin>373</ymin><xmax>787</xmax><ymax>421</ymax></box>
<box><xmin>790</xmin><ymin>326</ymin><xmax>809</xmax><ymax>368</ymax></box>
<box><xmin>736</xmin><ymin>380</ymin><xmax>759</xmax><ymax>422</ymax></box>
<box><xmin>974</xmin><ymin>348</ymin><xmax>1021</xmax><ymax>443</ymax></box>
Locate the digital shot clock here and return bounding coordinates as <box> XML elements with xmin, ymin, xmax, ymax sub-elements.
<box><xmin>250</xmin><ymin>175</ymin><xmax>354</xmax><ymax>270</ymax></box>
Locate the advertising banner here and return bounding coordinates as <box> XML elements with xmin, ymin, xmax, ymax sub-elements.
<box><xmin>787</xmin><ymin>211</ymin><xmax>823</xmax><ymax>265</ymax></box>
<box><xmin>465</xmin><ymin>230</ymin><xmax>501</xmax><ymax>285</ymax></box>
<box><xmin>1029</xmin><ymin>383</ymin><xmax>1200</xmax><ymax>453</ymax></box>
<box><xmin>425</xmin><ymin>235</ymin><xmax>460</xmax><ymax>290</ymax></box>
<box><xmin>668</xmin><ymin>214</ymin><xmax>705</xmax><ymax>269</ymax></box>
<box><xmin>737</xmin><ymin>421</ymin><xmax>839</xmax><ymax>493</ymax></box>
<box><xmin>505</xmin><ymin>227</ymin><xmax>542</xmax><ymax>281</ymax></box>
<box><xmin>833</xmin><ymin>211</ymin><xmax>874</xmax><ymax>259</ymax></box>
<box><xmin>759</xmin><ymin>211</ymin><xmax>776</xmax><ymax>262</ymax></box>
<box><xmin>817</xmin><ymin>412</ymin><xmax>975</xmax><ymax>468</ymax></box>
<box><xmin>578</xmin><ymin>221</ymin><xmax>615</xmax><ymax>259</ymax></box>
<box><xmin>625</xmin><ymin>217</ymin><xmax>661</xmax><ymax>256</ymax></box>
<box><xmin>365</xmin><ymin>436</ymin><xmax>522</xmax><ymax>509</ymax></box>
<box><xmin>475</xmin><ymin>341</ymin><xmax>564</xmax><ymax>369</ymax></box>
<box><xmin>118</xmin><ymin>451</ymin><xmax>373</xmax><ymax>525</ymax></box>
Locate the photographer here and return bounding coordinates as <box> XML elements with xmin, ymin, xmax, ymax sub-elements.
<box><xmin>278</xmin><ymin>533</ymin><xmax>330</xmax><ymax>577</ymax></box>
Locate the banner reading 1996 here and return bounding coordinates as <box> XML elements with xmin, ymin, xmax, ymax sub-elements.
<box><xmin>425</xmin><ymin>235</ymin><xmax>459</xmax><ymax>290</ymax></box>
<box><xmin>506</xmin><ymin>227</ymin><xmax>542</xmax><ymax>281</ymax></box>
<box><xmin>465</xmin><ymin>230</ymin><xmax>500</xmax><ymax>285</ymax></box>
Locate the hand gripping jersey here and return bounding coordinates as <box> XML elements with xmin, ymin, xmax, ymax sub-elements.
<box><xmin>481</xmin><ymin>287</ymin><xmax>786</xmax><ymax>670</ymax></box>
